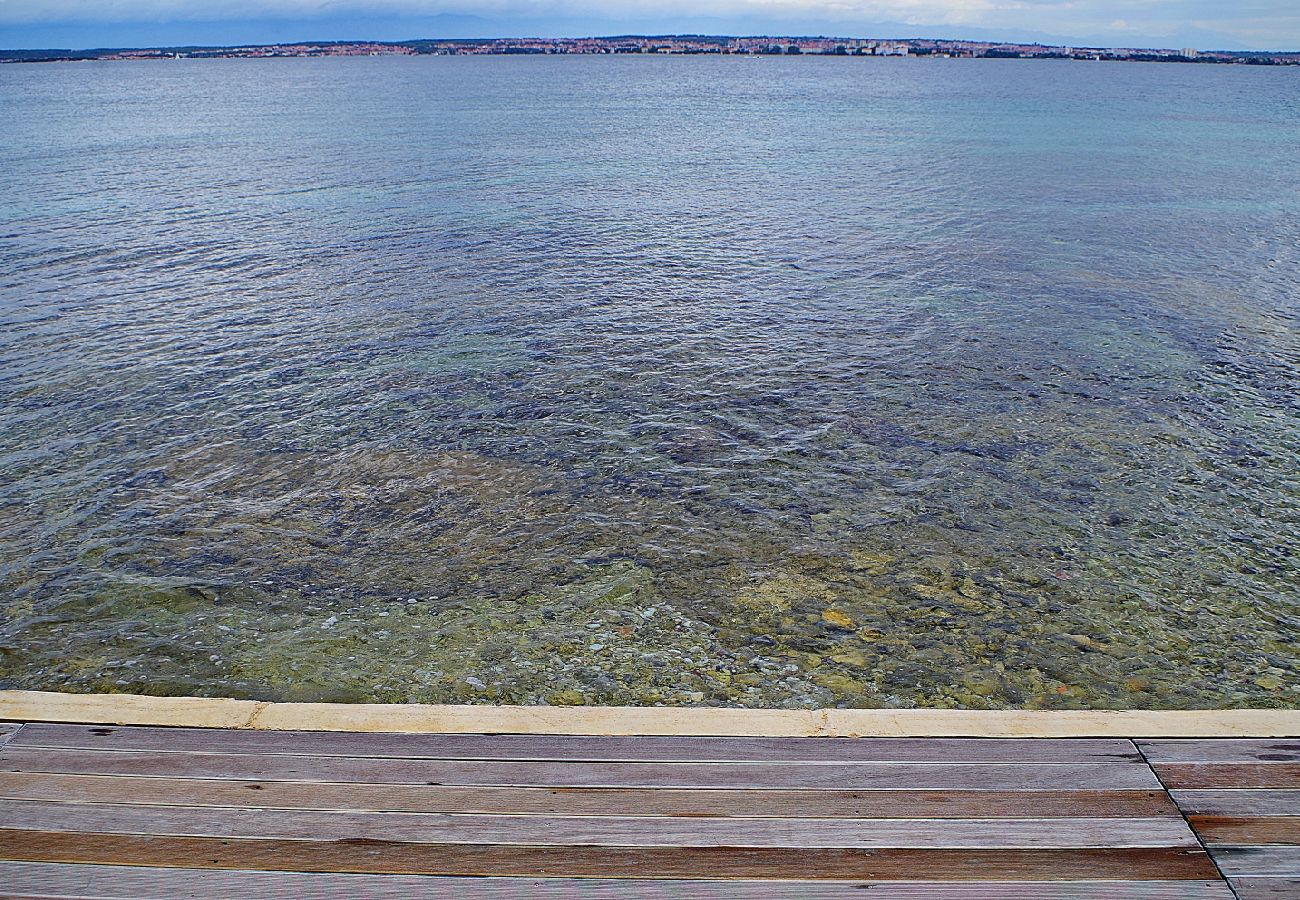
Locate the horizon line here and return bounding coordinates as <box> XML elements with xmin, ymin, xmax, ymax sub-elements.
<box><xmin>4</xmin><ymin>33</ymin><xmax>1299</xmax><ymax>56</ymax></box>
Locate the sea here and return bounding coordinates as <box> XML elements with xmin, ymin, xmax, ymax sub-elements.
<box><xmin>1</xmin><ymin>55</ymin><xmax>1296</xmax><ymax>708</ymax></box>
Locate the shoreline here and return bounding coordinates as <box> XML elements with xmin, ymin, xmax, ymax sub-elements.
<box><xmin>4</xmin><ymin>37</ymin><xmax>1297</xmax><ymax>66</ymax></box>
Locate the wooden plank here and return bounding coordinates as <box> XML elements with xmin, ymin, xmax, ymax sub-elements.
<box><xmin>1154</xmin><ymin>764</ymin><xmax>1300</xmax><ymax>790</ymax></box>
<box><xmin>0</xmin><ymin>886</ymin><xmax>1242</xmax><ymax>900</ymax></box>
<box><xmin>0</xmin><ymin>692</ymin><xmax>260</xmax><ymax>729</ymax></box>
<box><xmin>8</xmin><ymin>690</ymin><xmax>1300</xmax><ymax>738</ymax></box>
<box><xmin>9</xmin><ymin>725</ymin><xmax>1143</xmax><ymax>763</ymax></box>
<box><xmin>0</xmin><ymin>723</ymin><xmax>20</xmax><ymax>748</ymax></box>
<box><xmin>0</xmin><ymin>749</ymin><xmax>1162</xmax><ymax>790</ymax></box>
<box><xmin>0</xmin><ymin>863</ymin><xmax>1239</xmax><ymax>900</ymax></box>
<box><xmin>1211</xmin><ymin>847</ymin><xmax>1300</xmax><ymax>877</ymax></box>
<box><xmin>0</xmin><ymin>831</ymin><xmax>1225</xmax><ymax>880</ymax></box>
<box><xmin>4</xmin><ymin>894</ymin><xmax>1233</xmax><ymax>900</ymax></box>
<box><xmin>1189</xmin><ymin>817</ymin><xmax>1300</xmax><ymax>846</ymax></box>
<box><xmin>0</xmin><ymin>801</ymin><xmax>1201</xmax><ymax>849</ymax></box>
<box><xmin>1229</xmin><ymin>877</ymin><xmax>1300</xmax><ymax>899</ymax></box>
<box><xmin>1171</xmin><ymin>791</ymin><xmax>1300</xmax><ymax>817</ymax></box>
<box><xmin>697</xmin><ymin>886</ymin><xmax>1236</xmax><ymax>899</ymax></box>
<box><xmin>1139</xmin><ymin>740</ymin><xmax>1300</xmax><ymax>764</ymax></box>
<box><xmin>0</xmin><ymin>773</ymin><xmax>1180</xmax><ymax>818</ymax></box>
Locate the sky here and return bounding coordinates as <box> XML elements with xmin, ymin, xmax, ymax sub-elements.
<box><xmin>1</xmin><ymin>0</ymin><xmax>1297</xmax><ymax>51</ymax></box>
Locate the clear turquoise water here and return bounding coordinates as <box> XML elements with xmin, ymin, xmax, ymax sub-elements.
<box><xmin>0</xmin><ymin>56</ymin><xmax>1297</xmax><ymax>708</ymax></box>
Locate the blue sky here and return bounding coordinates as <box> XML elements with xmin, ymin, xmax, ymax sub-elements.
<box><xmin>2</xmin><ymin>1</ymin><xmax>1297</xmax><ymax>51</ymax></box>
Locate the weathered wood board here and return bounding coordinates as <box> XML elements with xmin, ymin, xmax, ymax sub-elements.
<box><xmin>1</xmin><ymin>723</ymin><xmax>1283</xmax><ymax>897</ymax></box>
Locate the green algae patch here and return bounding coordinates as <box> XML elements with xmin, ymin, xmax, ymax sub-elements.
<box><xmin>733</xmin><ymin>572</ymin><xmax>837</xmax><ymax>619</ymax></box>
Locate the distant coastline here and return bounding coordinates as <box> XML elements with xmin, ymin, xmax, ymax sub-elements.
<box><xmin>3</xmin><ymin>35</ymin><xmax>1298</xmax><ymax>65</ymax></box>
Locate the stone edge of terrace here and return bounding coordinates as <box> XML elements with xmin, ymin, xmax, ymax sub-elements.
<box><xmin>1</xmin><ymin>690</ymin><xmax>1298</xmax><ymax>737</ymax></box>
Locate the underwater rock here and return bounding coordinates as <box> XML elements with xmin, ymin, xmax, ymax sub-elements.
<box><xmin>733</xmin><ymin>572</ymin><xmax>836</xmax><ymax>617</ymax></box>
<box><xmin>546</xmin><ymin>689</ymin><xmax>586</xmax><ymax>705</ymax></box>
<box><xmin>848</xmin><ymin>549</ymin><xmax>895</xmax><ymax>576</ymax></box>
<box><xmin>811</xmin><ymin>673</ymin><xmax>870</xmax><ymax>696</ymax></box>
<box><xmin>821</xmin><ymin>608</ymin><xmax>856</xmax><ymax>630</ymax></box>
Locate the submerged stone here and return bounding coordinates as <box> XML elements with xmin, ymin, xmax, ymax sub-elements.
<box><xmin>821</xmin><ymin>608</ymin><xmax>856</xmax><ymax>630</ymax></box>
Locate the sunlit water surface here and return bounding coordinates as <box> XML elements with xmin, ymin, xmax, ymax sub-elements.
<box><xmin>1</xmin><ymin>56</ymin><xmax>1297</xmax><ymax>708</ymax></box>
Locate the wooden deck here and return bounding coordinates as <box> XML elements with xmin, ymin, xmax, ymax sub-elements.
<box><xmin>1140</xmin><ymin>738</ymin><xmax>1300</xmax><ymax>899</ymax></box>
<box><xmin>0</xmin><ymin>721</ymin><xmax>1295</xmax><ymax>898</ymax></box>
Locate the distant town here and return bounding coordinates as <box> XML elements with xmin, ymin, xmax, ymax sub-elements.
<box><xmin>3</xmin><ymin>35</ymin><xmax>1298</xmax><ymax>65</ymax></box>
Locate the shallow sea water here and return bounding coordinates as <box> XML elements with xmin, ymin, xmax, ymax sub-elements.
<box><xmin>0</xmin><ymin>56</ymin><xmax>1297</xmax><ymax>708</ymax></box>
